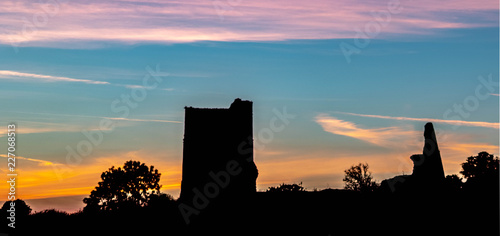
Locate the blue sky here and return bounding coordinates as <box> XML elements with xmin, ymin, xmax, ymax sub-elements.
<box><xmin>0</xmin><ymin>0</ymin><xmax>498</xmax><ymax>213</ymax></box>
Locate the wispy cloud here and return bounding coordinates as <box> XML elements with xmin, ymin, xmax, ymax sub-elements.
<box><xmin>105</xmin><ymin>117</ymin><xmax>182</xmax><ymax>123</ymax></box>
<box><xmin>491</xmin><ymin>93</ymin><xmax>500</xmax><ymax>97</ymax></box>
<box><xmin>0</xmin><ymin>70</ymin><xmax>109</xmax><ymax>85</ymax></box>
<box><xmin>0</xmin><ymin>122</ymin><xmax>89</xmax><ymax>137</ymax></box>
<box><xmin>7</xmin><ymin>111</ymin><xmax>182</xmax><ymax>124</ymax></box>
<box><xmin>1</xmin><ymin>0</ymin><xmax>496</xmax><ymax>47</ymax></box>
<box><xmin>335</xmin><ymin>111</ymin><xmax>499</xmax><ymax>129</ymax></box>
<box><xmin>0</xmin><ymin>70</ymin><xmax>179</xmax><ymax>90</ymax></box>
<box><xmin>120</xmin><ymin>84</ymin><xmax>175</xmax><ymax>92</ymax></box>
<box><xmin>314</xmin><ymin>114</ymin><xmax>418</xmax><ymax>147</ymax></box>
<box><xmin>441</xmin><ymin>142</ymin><xmax>499</xmax><ymax>155</ymax></box>
<box><xmin>120</xmin><ymin>84</ymin><xmax>157</xmax><ymax>89</ymax></box>
<box><xmin>0</xmin><ymin>154</ymin><xmax>59</xmax><ymax>166</ymax></box>
<box><xmin>0</xmin><ymin>112</ymin><xmax>181</xmax><ymax>138</ymax></box>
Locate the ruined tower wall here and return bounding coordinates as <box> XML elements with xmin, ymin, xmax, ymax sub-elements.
<box><xmin>180</xmin><ymin>99</ymin><xmax>257</xmax><ymax>200</ymax></box>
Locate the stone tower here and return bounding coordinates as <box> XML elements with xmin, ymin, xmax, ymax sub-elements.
<box><xmin>380</xmin><ymin>122</ymin><xmax>446</xmax><ymax>193</ymax></box>
<box><xmin>410</xmin><ymin>122</ymin><xmax>445</xmax><ymax>182</ymax></box>
<box><xmin>180</xmin><ymin>98</ymin><xmax>258</xmax><ymax>201</ymax></box>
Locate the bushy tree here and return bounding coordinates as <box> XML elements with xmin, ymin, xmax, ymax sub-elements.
<box><xmin>460</xmin><ymin>151</ymin><xmax>498</xmax><ymax>179</ymax></box>
<box><xmin>1</xmin><ymin>199</ymin><xmax>31</xmax><ymax>231</ymax></box>
<box><xmin>1</xmin><ymin>199</ymin><xmax>32</xmax><ymax>217</ymax></box>
<box><xmin>343</xmin><ymin>163</ymin><xmax>379</xmax><ymax>192</ymax></box>
<box><xmin>83</xmin><ymin>160</ymin><xmax>161</xmax><ymax>211</ymax></box>
<box><xmin>460</xmin><ymin>151</ymin><xmax>499</xmax><ymax>191</ymax></box>
<box><xmin>444</xmin><ymin>174</ymin><xmax>463</xmax><ymax>192</ymax></box>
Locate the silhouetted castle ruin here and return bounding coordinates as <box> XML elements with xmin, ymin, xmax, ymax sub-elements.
<box><xmin>411</xmin><ymin>122</ymin><xmax>445</xmax><ymax>181</ymax></box>
<box><xmin>180</xmin><ymin>98</ymin><xmax>258</xmax><ymax>201</ymax></box>
<box><xmin>381</xmin><ymin>122</ymin><xmax>445</xmax><ymax>193</ymax></box>
<box><xmin>175</xmin><ymin>102</ymin><xmax>497</xmax><ymax>235</ymax></box>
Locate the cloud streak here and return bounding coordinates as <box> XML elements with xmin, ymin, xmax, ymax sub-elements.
<box><xmin>335</xmin><ymin>111</ymin><xmax>499</xmax><ymax>129</ymax></box>
<box><xmin>11</xmin><ymin>111</ymin><xmax>182</xmax><ymax>124</ymax></box>
<box><xmin>0</xmin><ymin>123</ymin><xmax>90</xmax><ymax>137</ymax></box>
<box><xmin>105</xmin><ymin>117</ymin><xmax>182</xmax><ymax>123</ymax></box>
<box><xmin>0</xmin><ymin>154</ymin><xmax>59</xmax><ymax>167</ymax></box>
<box><xmin>0</xmin><ymin>70</ymin><xmax>180</xmax><ymax>95</ymax></box>
<box><xmin>0</xmin><ymin>70</ymin><xmax>109</xmax><ymax>85</ymax></box>
<box><xmin>315</xmin><ymin>114</ymin><xmax>418</xmax><ymax>147</ymax></box>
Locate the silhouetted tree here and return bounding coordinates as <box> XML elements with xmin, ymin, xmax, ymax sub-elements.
<box><xmin>83</xmin><ymin>160</ymin><xmax>161</xmax><ymax>211</ymax></box>
<box><xmin>343</xmin><ymin>163</ymin><xmax>378</xmax><ymax>192</ymax></box>
<box><xmin>460</xmin><ymin>151</ymin><xmax>499</xmax><ymax>191</ymax></box>
<box><xmin>1</xmin><ymin>199</ymin><xmax>31</xmax><ymax>232</ymax></box>
<box><xmin>443</xmin><ymin>174</ymin><xmax>463</xmax><ymax>192</ymax></box>
<box><xmin>146</xmin><ymin>193</ymin><xmax>175</xmax><ymax>210</ymax></box>
<box><xmin>266</xmin><ymin>182</ymin><xmax>305</xmax><ymax>192</ymax></box>
<box><xmin>460</xmin><ymin>151</ymin><xmax>499</xmax><ymax>179</ymax></box>
<box><xmin>1</xmin><ymin>199</ymin><xmax>32</xmax><ymax>217</ymax></box>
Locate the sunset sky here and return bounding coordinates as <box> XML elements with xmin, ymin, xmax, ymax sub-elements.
<box><xmin>0</xmin><ymin>0</ymin><xmax>498</xmax><ymax>213</ymax></box>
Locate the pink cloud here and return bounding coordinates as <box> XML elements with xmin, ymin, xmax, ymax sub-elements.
<box><xmin>0</xmin><ymin>0</ymin><xmax>496</xmax><ymax>47</ymax></box>
<box><xmin>314</xmin><ymin>114</ymin><xmax>419</xmax><ymax>147</ymax></box>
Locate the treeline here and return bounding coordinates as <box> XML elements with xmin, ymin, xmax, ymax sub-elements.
<box><xmin>0</xmin><ymin>152</ymin><xmax>498</xmax><ymax>235</ymax></box>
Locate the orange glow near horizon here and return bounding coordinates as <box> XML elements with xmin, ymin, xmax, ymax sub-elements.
<box><xmin>0</xmin><ymin>151</ymin><xmax>183</xmax><ymax>201</ymax></box>
<box><xmin>1</xmin><ymin>138</ymin><xmax>496</xmax><ymax>204</ymax></box>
